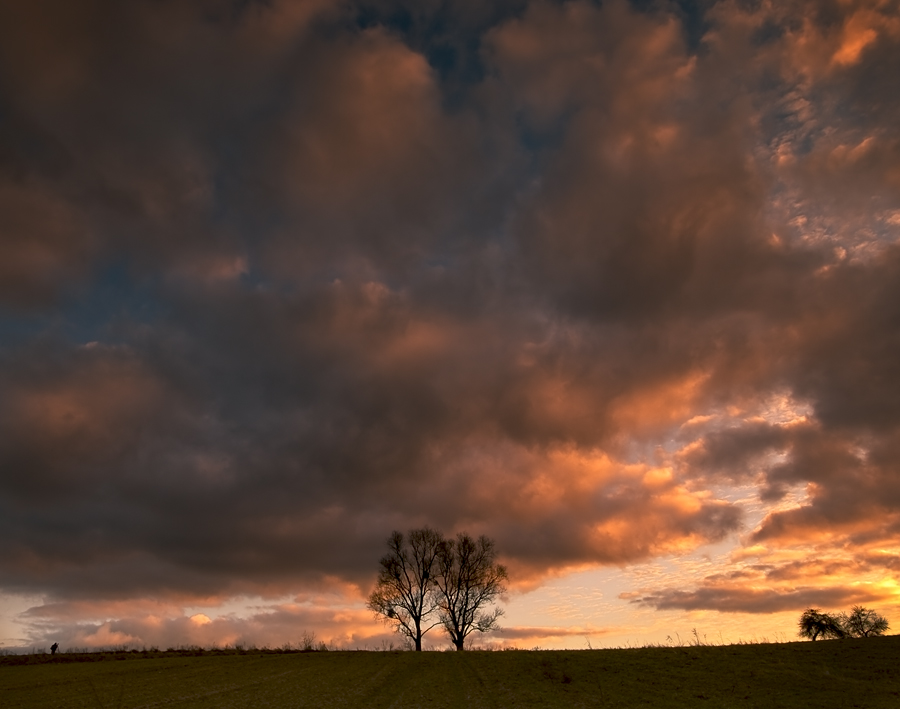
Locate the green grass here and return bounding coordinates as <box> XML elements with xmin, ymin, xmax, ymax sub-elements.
<box><xmin>2</xmin><ymin>637</ymin><xmax>899</xmax><ymax>708</ymax></box>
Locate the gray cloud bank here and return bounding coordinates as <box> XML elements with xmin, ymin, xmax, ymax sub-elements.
<box><xmin>1</xmin><ymin>0</ymin><xmax>900</xmax><ymax>644</ymax></box>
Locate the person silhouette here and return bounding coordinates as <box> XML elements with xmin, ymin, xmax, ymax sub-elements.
<box><xmin>50</xmin><ymin>643</ymin><xmax>59</xmax><ymax>655</ymax></box>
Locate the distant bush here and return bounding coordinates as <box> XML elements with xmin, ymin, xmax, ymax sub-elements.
<box><xmin>799</xmin><ymin>609</ymin><xmax>845</xmax><ymax>641</ymax></box>
<box><xmin>840</xmin><ymin>606</ymin><xmax>889</xmax><ymax>638</ymax></box>
<box><xmin>300</xmin><ymin>631</ymin><xmax>327</xmax><ymax>652</ymax></box>
<box><xmin>799</xmin><ymin>606</ymin><xmax>890</xmax><ymax>640</ymax></box>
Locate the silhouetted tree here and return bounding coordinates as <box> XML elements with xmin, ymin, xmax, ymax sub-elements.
<box><xmin>798</xmin><ymin>608</ymin><xmax>845</xmax><ymax>641</ymax></box>
<box><xmin>367</xmin><ymin>527</ymin><xmax>444</xmax><ymax>651</ymax></box>
<box><xmin>433</xmin><ymin>532</ymin><xmax>508</xmax><ymax>651</ymax></box>
<box><xmin>840</xmin><ymin>605</ymin><xmax>889</xmax><ymax>638</ymax></box>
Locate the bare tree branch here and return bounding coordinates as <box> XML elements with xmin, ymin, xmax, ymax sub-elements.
<box><xmin>367</xmin><ymin>528</ymin><xmax>444</xmax><ymax>651</ymax></box>
<box><xmin>433</xmin><ymin>532</ymin><xmax>507</xmax><ymax>651</ymax></box>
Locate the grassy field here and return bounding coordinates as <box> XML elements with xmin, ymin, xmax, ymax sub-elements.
<box><xmin>2</xmin><ymin>636</ymin><xmax>899</xmax><ymax>708</ymax></box>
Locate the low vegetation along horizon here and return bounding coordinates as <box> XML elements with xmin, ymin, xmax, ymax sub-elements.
<box><xmin>4</xmin><ymin>529</ymin><xmax>895</xmax><ymax>706</ymax></box>
<box><xmin>5</xmin><ymin>528</ymin><xmax>893</xmax><ymax>707</ymax></box>
<box><xmin>2</xmin><ymin>636</ymin><xmax>900</xmax><ymax>708</ymax></box>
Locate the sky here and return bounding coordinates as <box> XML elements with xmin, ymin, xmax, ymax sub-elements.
<box><xmin>1</xmin><ymin>0</ymin><xmax>900</xmax><ymax>652</ymax></box>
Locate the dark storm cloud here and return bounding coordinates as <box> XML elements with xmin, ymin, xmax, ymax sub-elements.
<box><xmin>630</xmin><ymin>583</ymin><xmax>886</xmax><ymax>614</ymax></box>
<box><xmin>2</xmin><ymin>0</ymin><xmax>900</xmax><ymax>643</ymax></box>
<box><xmin>489</xmin><ymin>0</ymin><xmax>819</xmax><ymax>324</ymax></box>
<box><xmin>678</xmin><ymin>421</ymin><xmax>792</xmax><ymax>483</ymax></box>
<box><xmin>0</xmin><ymin>278</ymin><xmax>745</xmax><ymax>599</ymax></box>
<box><xmin>0</xmin><ymin>0</ymin><xmax>342</xmax><ymax>300</ymax></box>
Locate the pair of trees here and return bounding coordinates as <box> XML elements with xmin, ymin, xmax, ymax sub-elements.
<box><xmin>367</xmin><ymin>528</ymin><xmax>508</xmax><ymax>651</ymax></box>
<box><xmin>798</xmin><ymin>606</ymin><xmax>890</xmax><ymax>641</ymax></box>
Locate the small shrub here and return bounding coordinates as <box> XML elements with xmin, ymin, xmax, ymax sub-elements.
<box><xmin>300</xmin><ymin>631</ymin><xmax>317</xmax><ymax>652</ymax></box>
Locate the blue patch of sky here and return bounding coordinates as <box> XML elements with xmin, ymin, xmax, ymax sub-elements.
<box><xmin>515</xmin><ymin>106</ymin><xmax>578</xmax><ymax>158</ymax></box>
<box><xmin>751</xmin><ymin>19</ymin><xmax>786</xmax><ymax>48</ymax></box>
<box><xmin>628</xmin><ymin>0</ymin><xmax>712</xmax><ymax>52</ymax></box>
<box><xmin>348</xmin><ymin>2</ymin><xmax>530</xmax><ymax>110</ymax></box>
<box><xmin>0</xmin><ymin>261</ymin><xmax>167</xmax><ymax>350</ymax></box>
<box><xmin>342</xmin><ymin>1</ymin><xmax>710</xmax><ymax>146</ymax></box>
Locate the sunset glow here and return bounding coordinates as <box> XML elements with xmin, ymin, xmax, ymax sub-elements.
<box><xmin>2</xmin><ymin>0</ymin><xmax>900</xmax><ymax>652</ymax></box>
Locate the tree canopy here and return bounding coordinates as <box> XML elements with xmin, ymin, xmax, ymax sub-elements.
<box><xmin>798</xmin><ymin>608</ymin><xmax>844</xmax><ymax>641</ymax></box>
<box><xmin>841</xmin><ymin>606</ymin><xmax>889</xmax><ymax>638</ymax></box>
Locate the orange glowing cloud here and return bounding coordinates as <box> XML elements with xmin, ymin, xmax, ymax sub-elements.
<box><xmin>762</xmin><ymin>0</ymin><xmax>900</xmax><ymax>79</ymax></box>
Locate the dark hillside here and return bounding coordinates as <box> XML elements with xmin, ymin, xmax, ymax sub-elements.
<box><xmin>2</xmin><ymin>637</ymin><xmax>898</xmax><ymax>708</ymax></box>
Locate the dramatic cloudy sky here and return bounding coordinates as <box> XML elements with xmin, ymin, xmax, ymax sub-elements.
<box><xmin>2</xmin><ymin>0</ymin><xmax>900</xmax><ymax>650</ymax></box>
